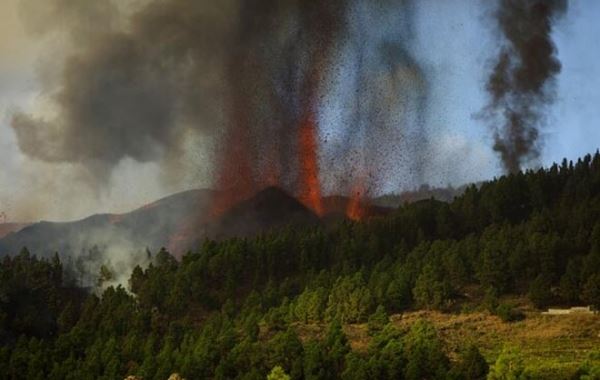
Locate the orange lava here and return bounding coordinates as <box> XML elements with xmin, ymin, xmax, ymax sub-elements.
<box><xmin>298</xmin><ymin>113</ymin><xmax>323</xmax><ymax>215</ymax></box>
<box><xmin>346</xmin><ymin>183</ymin><xmax>368</xmax><ymax>221</ymax></box>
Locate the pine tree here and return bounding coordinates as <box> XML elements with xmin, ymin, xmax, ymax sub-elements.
<box><xmin>367</xmin><ymin>305</ymin><xmax>389</xmax><ymax>336</ymax></box>
<box><xmin>448</xmin><ymin>344</ymin><xmax>489</xmax><ymax>380</ymax></box>
<box><xmin>583</xmin><ymin>274</ymin><xmax>600</xmax><ymax>311</ymax></box>
<box><xmin>528</xmin><ymin>274</ymin><xmax>553</xmax><ymax>309</ymax></box>
<box><xmin>402</xmin><ymin>320</ymin><xmax>449</xmax><ymax>380</ymax></box>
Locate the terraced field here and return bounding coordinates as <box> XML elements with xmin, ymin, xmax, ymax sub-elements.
<box><xmin>393</xmin><ymin>310</ymin><xmax>600</xmax><ymax>379</ymax></box>
<box><xmin>294</xmin><ymin>309</ymin><xmax>600</xmax><ymax>379</ymax></box>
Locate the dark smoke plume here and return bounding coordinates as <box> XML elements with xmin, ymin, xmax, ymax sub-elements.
<box><xmin>484</xmin><ymin>0</ymin><xmax>567</xmax><ymax>173</ymax></box>
<box><xmin>12</xmin><ymin>0</ymin><xmax>238</xmax><ymax>181</ymax></box>
<box><xmin>12</xmin><ymin>0</ymin><xmax>350</xmax><ymax>189</ymax></box>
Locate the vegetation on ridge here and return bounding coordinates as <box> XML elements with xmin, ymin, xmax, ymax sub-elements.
<box><xmin>2</xmin><ymin>152</ymin><xmax>600</xmax><ymax>379</ymax></box>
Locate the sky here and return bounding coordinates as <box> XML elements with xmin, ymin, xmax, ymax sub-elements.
<box><xmin>1</xmin><ymin>0</ymin><xmax>599</xmax><ymax>222</ymax></box>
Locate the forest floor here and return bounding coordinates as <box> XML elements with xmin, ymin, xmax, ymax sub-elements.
<box><xmin>293</xmin><ymin>306</ymin><xmax>600</xmax><ymax>379</ymax></box>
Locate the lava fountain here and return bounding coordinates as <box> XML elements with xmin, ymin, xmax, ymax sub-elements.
<box><xmin>298</xmin><ymin>112</ymin><xmax>323</xmax><ymax>215</ymax></box>
<box><xmin>346</xmin><ymin>177</ymin><xmax>368</xmax><ymax>221</ymax></box>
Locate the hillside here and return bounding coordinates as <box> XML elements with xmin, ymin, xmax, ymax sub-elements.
<box><xmin>0</xmin><ymin>223</ymin><xmax>29</xmax><ymax>239</ymax></box>
<box><xmin>0</xmin><ymin>189</ymin><xmax>216</xmax><ymax>258</ymax></box>
<box><xmin>292</xmin><ymin>308</ymin><xmax>600</xmax><ymax>380</ymax></box>
<box><xmin>210</xmin><ymin>187</ymin><xmax>321</xmax><ymax>239</ymax></box>
<box><xmin>321</xmin><ymin>195</ymin><xmax>392</xmax><ymax>221</ymax></box>
<box><xmin>0</xmin><ymin>187</ymin><xmax>394</xmax><ymax>260</ymax></box>
<box><xmin>0</xmin><ymin>187</ymin><xmax>324</xmax><ymax>260</ymax></box>
<box><xmin>372</xmin><ymin>183</ymin><xmax>474</xmax><ymax>208</ymax></box>
<box><xmin>1</xmin><ymin>152</ymin><xmax>600</xmax><ymax>379</ymax></box>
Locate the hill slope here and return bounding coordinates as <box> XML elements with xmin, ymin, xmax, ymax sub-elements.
<box><xmin>0</xmin><ymin>186</ymin><xmax>396</xmax><ymax>259</ymax></box>
<box><xmin>210</xmin><ymin>186</ymin><xmax>320</xmax><ymax>239</ymax></box>
<box><xmin>0</xmin><ymin>187</ymin><xmax>325</xmax><ymax>258</ymax></box>
<box><xmin>2</xmin><ymin>152</ymin><xmax>600</xmax><ymax>379</ymax></box>
<box><xmin>0</xmin><ymin>223</ymin><xmax>29</xmax><ymax>239</ymax></box>
<box><xmin>0</xmin><ymin>189</ymin><xmax>215</xmax><ymax>258</ymax></box>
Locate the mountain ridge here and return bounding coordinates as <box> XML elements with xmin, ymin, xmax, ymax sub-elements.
<box><xmin>0</xmin><ymin>183</ymin><xmax>467</xmax><ymax>259</ymax></box>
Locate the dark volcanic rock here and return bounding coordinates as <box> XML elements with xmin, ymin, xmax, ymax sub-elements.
<box><xmin>210</xmin><ymin>186</ymin><xmax>320</xmax><ymax>239</ymax></box>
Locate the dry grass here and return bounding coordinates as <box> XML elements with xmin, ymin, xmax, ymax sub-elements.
<box><xmin>291</xmin><ymin>309</ymin><xmax>600</xmax><ymax>379</ymax></box>
<box><xmin>392</xmin><ymin>310</ymin><xmax>599</xmax><ymax>357</ymax></box>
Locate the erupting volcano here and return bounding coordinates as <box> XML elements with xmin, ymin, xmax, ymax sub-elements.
<box><xmin>5</xmin><ymin>0</ymin><xmax>571</xmax><ymax>238</ymax></box>
<box><xmin>199</xmin><ymin>0</ymin><xmax>436</xmax><ymax>224</ymax></box>
<box><xmin>207</xmin><ymin>1</ymin><xmax>344</xmax><ymax>217</ymax></box>
<box><xmin>8</xmin><ymin>0</ymin><xmax>433</xmax><ymax>234</ymax></box>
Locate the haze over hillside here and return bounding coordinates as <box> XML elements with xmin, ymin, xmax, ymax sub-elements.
<box><xmin>0</xmin><ymin>183</ymin><xmax>462</xmax><ymax>261</ymax></box>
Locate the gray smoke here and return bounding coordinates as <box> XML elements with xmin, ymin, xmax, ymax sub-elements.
<box><xmin>12</xmin><ymin>0</ymin><xmax>237</xmax><ymax>181</ymax></box>
<box><xmin>484</xmin><ymin>0</ymin><xmax>567</xmax><ymax>173</ymax></box>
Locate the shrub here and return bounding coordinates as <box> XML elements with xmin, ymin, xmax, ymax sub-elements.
<box><xmin>494</xmin><ymin>303</ymin><xmax>525</xmax><ymax>323</ymax></box>
<box><xmin>448</xmin><ymin>344</ymin><xmax>489</xmax><ymax>380</ymax></box>
<box><xmin>267</xmin><ymin>366</ymin><xmax>291</xmax><ymax>380</ymax></box>
<box><xmin>488</xmin><ymin>346</ymin><xmax>525</xmax><ymax>380</ymax></box>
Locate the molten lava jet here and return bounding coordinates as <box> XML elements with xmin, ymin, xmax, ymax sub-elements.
<box><xmin>346</xmin><ymin>181</ymin><xmax>368</xmax><ymax>221</ymax></box>
<box><xmin>298</xmin><ymin>112</ymin><xmax>324</xmax><ymax>215</ymax></box>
